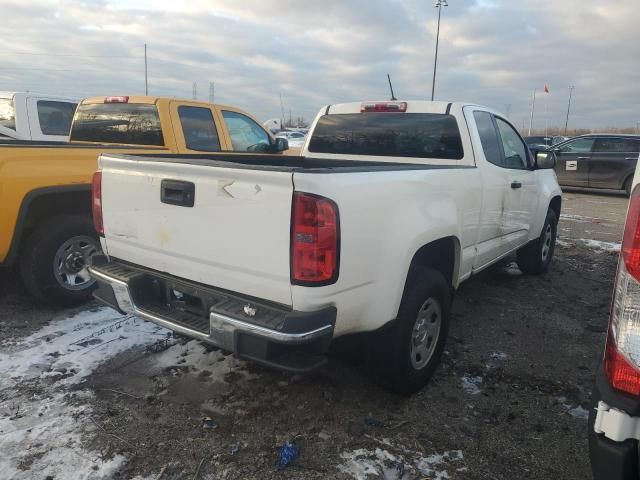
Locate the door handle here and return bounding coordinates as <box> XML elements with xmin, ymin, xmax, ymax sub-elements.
<box><xmin>161</xmin><ymin>179</ymin><xmax>195</xmax><ymax>207</ymax></box>
<box><xmin>510</xmin><ymin>181</ymin><xmax>522</xmax><ymax>189</ymax></box>
<box><xmin>577</xmin><ymin>156</ymin><xmax>590</xmax><ymax>160</ymax></box>
<box><xmin>626</xmin><ymin>157</ymin><xmax>638</xmax><ymax>161</ymax></box>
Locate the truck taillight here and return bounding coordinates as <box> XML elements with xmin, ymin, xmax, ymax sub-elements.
<box><xmin>360</xmin><ymin>101</ymin><xmax>407</xmax><ymax>113</ymax></box>
<box><xmin>291</xmin><ymin>192</ymin><xmax>339</xmax><ymax>285</ymax></box>
<box><xmin>605</xmin><ymin>185</ymin><xmax>640</xmax><ymax>395</ymax></box>
<box><xmin>104</xmin><ymin>96</ymin><xmax>129</xmax><ymax>103</ymax></box>
<box><xmin>92</xmin><ymin>171</ymin><xmax>104</xmax><ymax>236</ymax></box>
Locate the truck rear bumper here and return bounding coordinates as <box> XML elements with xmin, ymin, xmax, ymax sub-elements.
<box><xmin>589</xmin><ymin>369</ymin><xmax>640</xmax><ymax>480</ymax></box>
<box><xmin>88</xmin><ymin>257</ymin><xmax>336</xmax><ymax>372</ymax></box>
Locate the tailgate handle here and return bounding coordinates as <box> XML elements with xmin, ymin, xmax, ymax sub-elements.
<box><xmin>161</xmin><ymin>179</ymin><xmax>195</xmax><ymax>207</ymax></box>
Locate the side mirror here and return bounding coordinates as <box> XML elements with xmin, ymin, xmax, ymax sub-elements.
<box><xmin>273</xmin><ymin>137</ymin><xmax>289</xmax><ymax>152</ymax></box>
<box><xmin>533</xmin><ymin>149</ymin><xmax>556</xmax><ymax>169</ymax></box>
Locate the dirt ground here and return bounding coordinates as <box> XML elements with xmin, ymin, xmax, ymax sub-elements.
<box><xmin>0</xmin><ymin>190</ymin><xmax>628</xmax><ymax>480</ymax></box>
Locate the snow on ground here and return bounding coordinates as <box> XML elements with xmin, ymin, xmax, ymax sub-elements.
<box><xmin>578</xmin><ymin>239</ymin><xmax>621</xmax><ymax>252</ymax></box>
<box><xmin>339</xmin><ymin>446</ymin><xmax>464</xmax><ymax>480</ymax></box>
<box><xmin>0</xmin><ymin>307</ymin><xmax>173</xmax><ymax>479</ymax></box>
<box><xmin>461</xmin><ymin>375</ymin><xmax>482</xmax><ymax>395</ymax></box>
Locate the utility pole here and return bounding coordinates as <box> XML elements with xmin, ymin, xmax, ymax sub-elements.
<box><xmin>209</xmin><ymin>82</ymin><xmax>214</xmax><ymax>104</ymax></box>
<box><xmin>192</xmin><ymin>82</ymin><xmax>197</xmax><ymax>100</ymax></box>
<box><xmin>528</xmin><ymin>89</ymin><xmax>537</xmax><ymax>136</ymax></box>
<box><xmin>564</xmin><ymin>85</ymin><xmax>575</xmax><ymax>135</ymax></box>
<box><xmin>279</xmin><ymin>92</ymin><xmax>285</xmax><ymax>128</ymax></box>
<box><xmin>431</xmin><ymin>0</ymin><xmax>448</xmax><ymax>101</ymax></box>
<box><xmin>144</xmin><ymin>43</ymin><xmax>148</xmax><ymax>95</ymax></box>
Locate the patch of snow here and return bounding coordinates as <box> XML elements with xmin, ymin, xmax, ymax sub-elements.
<box><xmin>339</xmin><ymin>447</ymin><xmax>463</xmax><ymax>480</ymax></box>
<box><xmin>485</xmin><ymin>352</ymin><xmax>508</xmax><ymax>370</ymax></box>
<box><xmin>560</xmin><ymin>214</ymin><xmax>601</xmax><ymax>223</ymax></box>
<box><xmin>461</xmin><ymin>375</ymin><xmax>483</xmax><ymax>395</ymax></box>
<box><xmin>556</xmin><ymin>238</ymin><xmax>572</xmax><ymax>248</ymax></box>
<box><xmin>578</xmin><ymin>239</ymin><xmax>621</xmax><ymax>252</ymax></box>
<box><xmin>565</xmin><ymin>405</ymin><xmax>590</xmax><ymax>420</ymax></box>
<box><xmin>0</xmin><ymin>307</ymin><xmax>174</xmax><ymax>478</ymax></box>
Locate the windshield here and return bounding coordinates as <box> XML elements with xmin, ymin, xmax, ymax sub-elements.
<box><xmin>0</xmin><ymin>97</ymin><xmax>16</xmax><ymax>130</ymax></box>
<box><xmin>308</xmin><ymin>113</ymin><xmax>464</xmax><ymax>159</ymax></box>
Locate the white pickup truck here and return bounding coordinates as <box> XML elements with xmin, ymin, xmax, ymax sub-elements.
<box><xmin>89</xmin><ymin>100</ymin><xmax>562</xmax><ymax>392</ymax></box>
<box><xmin>0</xmin><ymin>91</ymin><xmax>78</xmax><ymax>142</ymax></box>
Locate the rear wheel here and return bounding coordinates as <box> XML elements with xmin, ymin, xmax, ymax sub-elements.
<box><xmin>516</xmin><ymin>209</ymin><xmax>557</xmax><ymax>275</ymax></box>
<box><xmin>371</xmin><ymin>267</ymin><xmax>451</xmax><ymax>394</ymax></box>
<box><xmin>19</xmin><ymin>215</ymin><xmax>101</xmax><ymax>306</ymax></box>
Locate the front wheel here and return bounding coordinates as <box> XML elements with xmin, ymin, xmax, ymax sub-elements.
<box><xmin>19</xmin><ymin>215</ymin><xmax>101</xmax><ymax>306</ymax></box>
<box><xmin>371</xmin><ymin>267</ymin><xmax>451</xmax><ymax>394</ymax></box>
<box><xmin>516</xmin><ymin>209</ymin><xmax>558</xmax><ymax>275</ymax></box>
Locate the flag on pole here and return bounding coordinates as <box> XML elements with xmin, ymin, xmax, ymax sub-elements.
<box><xmin>544</xmin><ymin>84</ymin><xmax>549</xmax><ymax>93</ymax></box>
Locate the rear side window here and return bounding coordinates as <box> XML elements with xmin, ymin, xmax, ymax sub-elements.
<box><xmin>593</xmin><ymin>138</ymin><xmax>640</xmax><ymax>153</ymax></box>
<box><xmin>70</xmin><ymin>103</ymin><xmax>164</xmax><ymax>145</ymax></box>
<box><xmin>473</xmin><ymin>111</ymin><xmax>502</xmax><ymax>165</ymax></box>
<box><xmin>0</xmin><ymin>98</ymin><xmax>15</xmax><ymax>130</ymax></box>
<box><xmin>178</xmin><ymin>106</ymin><xmax>221</xmax><ymax>151</ymax></box>
<box><xmin>308</xmin><ymin>113</ymin><xmax>463</xmax><ymax>159</ymax></box>
<box><xmin>221</xmin><ymin>110</ymin><xmax>271</xmax><ymax>152</ymax></box>
<box><xmin>37</xmin><ymin>100</ymin><xmax>77</xmax><ymax>136</ymax></box>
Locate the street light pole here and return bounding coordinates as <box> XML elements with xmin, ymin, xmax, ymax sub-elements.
<box><xmin>431</xmin><ymin>0</ymin><xmax>448</xmax><ymax>101</ymax></box>
<box><xmin>528</xmin><ymin>89</ymin><xmax>537</xmax><ymax>136</ymax></box>
<box><xmin>564</xmin><ymin>85</ymin><xmax>575</xmax><ymax>136</ymax></box>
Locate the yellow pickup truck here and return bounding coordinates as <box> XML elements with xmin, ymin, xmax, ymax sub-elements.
<box><xmin>0</xmin><ymin>95</ymin><xmax>288</xmax><ymax>305</ymax></box>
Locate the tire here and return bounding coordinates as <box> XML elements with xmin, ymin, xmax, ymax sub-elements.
<box><xmin>19</xmin><ymin>215</ymin><xmax>101</xmax><ymax>306</ymax></box>
<box><xmin>624</xmin><ymin>176</ymin><xmax>633</xmax><ymax>197</ymax></box>
<box><xmin>371</xmin><ymin>267</ymin><xmax>451</xmax><ymax>394</ymax></box>
<box><xmin>516</xmin><ymin>209</ymin><xmax>558</xmax><ymax>275</ymax></box>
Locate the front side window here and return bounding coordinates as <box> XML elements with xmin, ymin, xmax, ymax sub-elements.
<box><xmin>473</xmin><ymin>111</ymin><xmax>502</xmax><ymax>166</ymax></box>
<box><xmin>70</xmin><ymin>103</ymin><xmax>164</xmax><ymax>146</ymax></box>
<box><xmin>0</xmin><ymin>98</ymin><xmax>16</xmax><ymax>130</ymax></box>
<box><xmin>558</xmin><ymin>137</ymin><xmax>594</xmax><ymax>153</ymax></box>
<box><xmin>37</xmin><ymin>100</ymin><xmax>77</xmax><ymax>136</ymax></box>
<box><xmin>178</xmin><ymin>106</ymin><xmax>220</xmax><ymax>151</ymax></box>
<box><xmin>221</xmin><ymin>110</ymin><xmax>271</xmax><ymax>152</ymax></box>
<box><xmin>308</xmin><ymin>113</ymin><xmax>464</xmax><ymax>159</ymax></box>
<box><xmin>496</xmin><ymin>118</ymin><xmax>528</xmax><ymax>169</ymax></box>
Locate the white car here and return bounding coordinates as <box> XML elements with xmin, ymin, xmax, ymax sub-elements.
<box><xmin>0</xmin><ymin>92</ymin><xmax>78</xmax><ymax>142</ymax></box>
<box><xmin>276</xmin><ymin>130</ymin><xmax>306</xmax><ymax>148</ymax></box>
<box><xmin>89</xmin><ymin>100</ymin><xmax>561</xmax><ymax>393</ymax></box>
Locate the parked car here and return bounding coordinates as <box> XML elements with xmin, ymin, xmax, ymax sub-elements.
<box><xmin>551</xmin><ymin>134</ymin><xmax>640</xmax><ymax>195</ymax></box>
<box><xmin>589</xmin><ymin>155</ymin><xmax>640</xmax><ymax>479</ymax></box>
<box><xmin>0</xmin><ymin>95</ymin><xmax>287</xmax><ymax>306</ymax></box>
<box><xmin>276</xmin><ymin>130</ymin><xmax>306</xmax><ymax>148</ymax></box>
<box><xmin>0</xmin><ymin>91</ymin><xmax>78</xmax><ymax>142</ymax></box>
<box><xmin>89</xmin><ymin>100</ymin><xmax>561</xmax><ymax>392</ymax></box>
<box><xmin>524</xmin><ymin>135</ymin><xmax>568</xmax><ymax>150</ymax></box>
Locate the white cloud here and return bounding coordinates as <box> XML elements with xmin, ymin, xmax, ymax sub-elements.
<box><xmin>0</xmin><ymin>0</ymin><xmax>637</xmax><ymax>128</ymax></box>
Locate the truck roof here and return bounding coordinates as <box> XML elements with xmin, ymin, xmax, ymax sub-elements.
<box><xmin>80</xmin><ymin>95</ymin><xmax>243</xmax><ymax>111</ymax></box>
<box><xmin>0</xmin><ymin>91</ymin><xmax>78</xmax><ymax>102</ymax></box>
<box><xmin>323</xmin><ymin>100</ymin><xmax>475</xmax><ymax>115</ymax></box>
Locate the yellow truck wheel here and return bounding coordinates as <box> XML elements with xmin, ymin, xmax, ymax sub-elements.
<box><xmin>19</xmin><ymin>215</ymin><xmax>101</xmax><ymax>306</ymax></box>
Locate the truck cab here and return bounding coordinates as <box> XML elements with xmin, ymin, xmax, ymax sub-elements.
<box><xmin>0</xmin><ymin>92</ymin><xmax>78</xmax><ymax>142</ymax></box>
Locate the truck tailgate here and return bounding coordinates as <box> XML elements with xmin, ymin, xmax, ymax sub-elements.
<box><xmin>99</xmin><ymin>155</ymin><xmax>294</xmax><ymax>306</ymax></box>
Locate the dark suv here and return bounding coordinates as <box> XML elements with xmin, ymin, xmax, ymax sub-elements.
<box><xmin>552</xmin><ymin>134</ymin><xmax>640</xmax><ymax>195</ymax></box>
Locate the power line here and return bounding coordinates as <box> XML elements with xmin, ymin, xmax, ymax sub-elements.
<box><xmin>2</xmin><ymin>51</ymin><xmax>140</xmax><ymax>58</ymax></box>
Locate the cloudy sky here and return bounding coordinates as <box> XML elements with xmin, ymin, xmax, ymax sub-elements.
<box><xmin>2</xmin><ymin>0</ymin><xmax>638</xmax><ymax>130</ymax></box>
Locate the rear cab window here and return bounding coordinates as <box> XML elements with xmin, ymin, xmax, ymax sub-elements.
<box><xmin>307</xmin><ymin>113</ymin><xmax>464</xmax><ymax>160</ymax></box>
<box><xmin>37</xmin><ymin>100</ymin><xmax>77</xmax><ymax>136</ymax></box>
<box><xmin>70</xmin><ymin>103</ymin><xmax>164</xmax><ymax>145</ymax></box>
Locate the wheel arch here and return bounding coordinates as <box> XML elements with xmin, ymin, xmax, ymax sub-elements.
<box><xmin>549</xmin><ymin>195</ymin><xmax>562</xmax><ymax>221</ymax></box>
<box><xmin>405</xmin><ymin>236</ymin><xmax>461</xmax><ymax>293</ymax></box>
<box><xmin>3</xmin><ymin>185</ymin><xmax>92</xmax><ymax>266</ymax></box>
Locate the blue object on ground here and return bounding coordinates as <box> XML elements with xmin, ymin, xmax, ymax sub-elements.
<box><xmin>277</xmin><ymin>441</ymin><xmax>300</xmax><ymax>470</ymax></box>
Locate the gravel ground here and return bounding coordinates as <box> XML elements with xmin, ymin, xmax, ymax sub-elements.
<box><xmin>0</xmin><ymin>191</ymin><xmax>628</xmax><ymax>480</ymax></box>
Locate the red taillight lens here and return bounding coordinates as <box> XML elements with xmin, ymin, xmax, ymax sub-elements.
<box><xmin>622</xmin><ymin>186</ymin><xmax>640</xmax><ymax>281</ymax></box>
<box><xmin>604</xmin><ymin>184</ymin><xmax>640</xmax><ymax>395</ymax></box>
<box><xmin>291</xmin><ymin>192</ymin><xmax>339</xmax><ymax>285</ymax></box>
<box><xmin>360</xmin><ymin>101</ymin><xmax>407</xmax><ymax>113</ymax></box>
<box><xmin>92</xmin><ymin>171</ymin><xmax>104</xmax><ymax>236</ymax></box>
